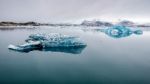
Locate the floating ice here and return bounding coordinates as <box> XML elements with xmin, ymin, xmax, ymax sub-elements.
<box><xmin>84</xmin><ymin>25</ymin><xmax>143</xmax><ymax>38</ymax></box>
<box><xmin>8</xmin><ymin>41</ymin><xmax>42</xmax><ymax>52</ymax></box>
<box><xmin>82</xmin><ymin>25</ymin><xmax>143</xmax><ymax>38</ymax></box>
<box><xmin>104</xmin><ymin>26</ymin><xmax>143</xmax><ymax>38</ymax></box>
<box><xmin>8</xmin><ymin>33</ymin><xmax>86</xmax><ymax>54</ymax></box>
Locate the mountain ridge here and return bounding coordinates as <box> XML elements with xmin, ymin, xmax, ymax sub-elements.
<box><xmin>0</xmin><ymin>20</ymin><xmax>150</xmax><ymax>27</ymax></box>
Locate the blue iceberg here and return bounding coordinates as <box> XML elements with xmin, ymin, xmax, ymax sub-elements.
<box><xmin>8</xmin><ymin>33</ymin><xmax>86</xmax><ymax>54</ymax></box>
<box><xmin>83</xmin><ymin>25</ymin><xmax>143</xmax><ymax>38</ymax></box>
<box><xmin>103</xmin><ymin>26</ymin><xmax>143</xmax><ymax>38</ymax></box>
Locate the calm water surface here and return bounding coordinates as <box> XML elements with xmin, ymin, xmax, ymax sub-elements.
<box><xmin>0</xmin><ymin>26</ymin><xmax>150</xmax><ymax>84</ymax></box>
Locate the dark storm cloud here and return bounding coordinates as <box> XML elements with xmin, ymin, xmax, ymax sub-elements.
<box><xmin>0</xmin><ymin>0</ymin><xmax>150</xmax><ymax>23</ymax></box>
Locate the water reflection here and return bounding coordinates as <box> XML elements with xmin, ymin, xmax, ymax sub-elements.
<box><xmin>42</xmin><ymin>46</ymin><xmax>86</xmax><ymax>54</ymax></box>
<box><xmin>0</xmin><ymin>27</ymin><xmax>36</xmax><ymax>31</ymax></box>
<box><xmin>9</xmin><ymin>46</ymin><xmax>86</xmax><ymax>54</ymax></box>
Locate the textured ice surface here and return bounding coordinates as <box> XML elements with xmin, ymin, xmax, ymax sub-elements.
<box><xmin>82</xmin><ymin>25</ymin><xmax>143</xmax><ymax>38</ymax></box>
<box><xmin>104</xmin><ymin>26</ymin><xmax>143</xmax><ymax>38</ymax></box>
<box><xmin>8</xmin><ymin>33</ymin><xmax>86</xmax><ymax>53</ymax></box>
<box><xmin>26</xmin><ymin>33</ymin><xmax>86</xmax><ymax>47</ymax></box>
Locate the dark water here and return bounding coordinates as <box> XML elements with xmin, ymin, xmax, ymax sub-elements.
<box><xmin>0</xmin><ymin>26</ymin><xmax>150</xmax><ymax>84</ymax></box>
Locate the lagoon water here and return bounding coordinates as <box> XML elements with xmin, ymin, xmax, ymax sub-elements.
<box><xmin>0</xmin><ymin>26</ymin><xmax>150</xmax><ymax>84</ymax></box>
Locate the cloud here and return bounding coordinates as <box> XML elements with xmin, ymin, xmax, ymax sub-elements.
<box><xmin>0</xmin><ymin>0</ymin><xmax>149</xmax><ymax>23</ymax></box>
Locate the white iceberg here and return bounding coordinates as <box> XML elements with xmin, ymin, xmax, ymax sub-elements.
<box><xmin>8</xmin><ymin>41</ymin><xmax>42</xmax><ymax>52</ymax></box>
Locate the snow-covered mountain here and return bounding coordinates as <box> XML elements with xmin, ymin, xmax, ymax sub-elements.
<box><xmin>81</xmin><ymin>20</ymin><xmax>113</xmax><ymax>27</ymax></box>
<box><xmin>0</xmin><ymin>20</ymin><xmax>150</xmax><ymax>27</ymax></box>
<box><xmin>117</xmin><ymin>20</ymin><xmax>135</xmax><ymax>27</ymax></box>
<box><xmin>81</xmin><ymin>20</ymin><xmax>150</xmax><ymax>27</ymax></box>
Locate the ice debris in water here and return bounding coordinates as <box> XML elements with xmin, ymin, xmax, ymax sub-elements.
<box><xmin>8</xmin><ymin>33</ymin><xmax>86</xmax><ymax>53</ymax></box>
<box><xmin>103</xmin><ymin>25</ymin><xmax>143</xmax><ymax>38</ymax></box>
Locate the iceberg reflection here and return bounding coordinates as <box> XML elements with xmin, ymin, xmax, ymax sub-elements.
<box><xmin>42</xmin><ymin>46</ymin><xmax>86</xmax><ymax>54</ymax></box>
<box><xmin>9</xmin><ymin>46</ymin><xmax>86</xmax><ymax>54</ymax></box>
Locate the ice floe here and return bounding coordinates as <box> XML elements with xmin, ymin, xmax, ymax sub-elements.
<box><xmin>8</xmin><ymin>33</ymin><xmax>86</xmax><ymax>54</ymax></box>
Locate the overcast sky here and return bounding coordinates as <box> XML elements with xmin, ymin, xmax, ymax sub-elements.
<box><xmin>0</xmin><ymin>0</ymin><xmax>150</xmax><ymax>23</ymax></box>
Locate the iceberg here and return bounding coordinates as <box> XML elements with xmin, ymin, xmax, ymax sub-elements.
<box><xmin>8</xmin><ymin>33</ymin><xmax>86</xmax><ymax>54</ymax></box>
<box><xmin>82</xmin><ymin>25</ymin><xmax>143</xmax><ymax>38</ymax></box>
<box><xmin>104</xmin><ymin>26</ymin><xmax>143</xmax><ymax>38</ymax></box>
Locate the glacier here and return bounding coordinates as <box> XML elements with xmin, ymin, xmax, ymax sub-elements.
<box><xmin>8</xmin><ymin>33</ymin><xmax>86</xmax><ymax>54</ymax></box>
